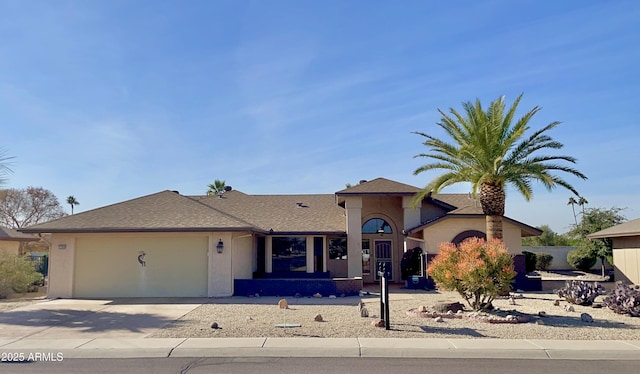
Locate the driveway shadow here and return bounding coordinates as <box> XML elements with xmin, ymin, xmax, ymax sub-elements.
<box><xmin>0</xmin><ymin>309</ymin><xmax>184</xmax><ymax>333</ymax></box>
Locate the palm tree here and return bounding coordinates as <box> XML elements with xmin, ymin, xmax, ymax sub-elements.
<box><xmin>577</xmin><ymin>196</ymin><xmax>589</xmax><ymax>215</ymax></box>
<box><xmin>66</xmin><ymin>195</ymin><xmax>80</xmax><ymax>214</ymax></box>
<box><xmin>0</xmin><ymin>147</ymin><xmax>14</xmax><ymax>187</ymax></box>
<box><xmin>567</xmin><ymin>197</ymin><xmax>578</xmax><ymax>225</ymax></box>
<box><xmin>207</xmin><ymin>179</ymin><xmax>226</xmax><ymax>196</ymax></box>
<box><xmin>413</xmin><ymin>94</ymin><xmax>587</xmax><ymax>240</ymax></box>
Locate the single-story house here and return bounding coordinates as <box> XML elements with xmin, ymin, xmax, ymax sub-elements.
<box><xmin>0</xmin><ymin>226</ymin><xmax>39</xmax><ymax>255</ymax></box>
<box><xmin>20</xmin><ymin>178</ymin><xmax>541</xmax><ymax>298</ymax></box>
<box><xmin>588</xmin><ymin>218</ymin><xmax>640</xmax><ymax>285</ymax></box>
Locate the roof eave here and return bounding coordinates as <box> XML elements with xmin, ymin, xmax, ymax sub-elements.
<box><xmin>18</xmin><ymin>227</ymin><xmax>262</xmax><ymax>234</ymax></box>
<box><xmin>588</xmin><ymin>231</ymin><xmax>640</xmax><ymax>239</ymax></box>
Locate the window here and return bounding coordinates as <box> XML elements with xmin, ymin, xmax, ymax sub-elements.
<box><xmin>272</xmin><ymin>237</ymin><xmax>306</xmax><ymax>272</ymax></box>
<box><xmin>329</xmin><ymin>237</ymin><xmax>347</xmax><ymax>260</ymax></box>
<box><xmin>362</xmin><ymin>218</ymin><xmax>392</xmax><ymax>234</ymax></box>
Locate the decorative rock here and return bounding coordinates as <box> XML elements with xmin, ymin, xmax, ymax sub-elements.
<box><xmin>278</xmin><ymin>299</ymin><xmax>289</xmax><ymax>309</ymax></box>
<box><xmin>294</xmin><ymin>293</ymin><xmax>302</xmax><ymax>298</ymax></box>
<box><xmin>581</xmin><ymin>313</ymin><xmax>594</xmax><ymax>323</ymax></box>
<box><xmin>254</xmin><ymin>293</ymin><xmax>260</xmax><ymax>298</ymax></box>
<box><xmin>456</xmin><ymin>310</ymin><xmax>463</xmax><ymax>314</ymax></box>
<box><xmin>506</xmin><ymin>315</ymin><xmax>517</xmax><ymax>321</ymax></box>
<box><xmin>372</xmin><ymin>319</ymin><xmax>385</xmax><ymax>327</ymax></box>
<box><xmin>361</xmin><ymin>307</ymin><xmax>369</xmax><ymax>318</ymax></box>
<box><xmin>433</xmin><ymin>301</ymin><xmax>464</xmax><ymax>314</ymax></box>
<box><xmin>564</xmin><ymin>305</ymin><xmax>575</xmax><ymax>312</ymax></box>
<box><xmin>314</xmin><ymin>314</ymin><xmax>324</xmax><ymax>322</ymax></box>
<box><xmin>434</xmin><ymin>316</ymin><xmax>444</xmax><ymax>322</ymax></box>
<box><xmin>211</xmin><ymin>322</ymin><xmax>219</xmax><ymax>329</ymax></box>
<box><xmin>446</xmin><ymin>310</ymin><xmax>454</xmax><ymax>315</ymax></box>
<box><xmin>313</xmin><ymin>293</ymin><xmax>323</xmax><ymax>298</ymax></box>
<box><xmin>340</xmin><ymin>293</ymin><xmax>346</xmax><ymax>298</ymax></box>
<box><xmin>553</xmin><ymin>300</ymin><xmax>560</xmax><ymax>306</ymax></box>
<box><xmin>418</xmin><ymin>305</ymin><xmax>428</xmax><ymax>312</ymax></box>
<box><xmin>536</xmin><ymin>319</ymin><xmax>545</xmax><ymax>325</ymax></box>
<box><xmin>538</xmin><ymin>311</ymin><xmax>547</xmax><ymax>317</ymax></box>
<box><xmin>329</xmin><ymin>295</ymin><xmax>337</xmax><ymax>299</ymax></box>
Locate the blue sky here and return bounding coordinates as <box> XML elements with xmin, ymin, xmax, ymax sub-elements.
<box><xmin>1</xmin><ymin>0</ymin><xmax>638</xmax><ymax>234</ymax></box>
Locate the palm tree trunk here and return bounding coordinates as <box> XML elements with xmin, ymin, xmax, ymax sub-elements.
<box><xmin>480</xmin><ymin>183</ymin><xmax>506</xmax><ymax>241</ymax></box>
<box><xmin>486</xmin><ymin>215</ymin><xmax>503</xmax><ymax>240</ymax></box>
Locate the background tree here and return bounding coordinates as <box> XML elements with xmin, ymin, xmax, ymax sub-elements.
<box><xmin>413</xmin><ymin>94</ymin><xmax>587</xmax><ymax>240</ymax></box>
<box><xmin>567</xmin><ymin>197</ymin><xmax>578</xmax><ymax>225</ymax></box>
<box><xmin>569</xmin><ymin>206</ymin><xmax>626</xmax><ymax>276</ymax></box>
<box><xmin>521</xmin><ymin>224</ymin><xmax>572</xmax><ymax>246</ymax></box>
<box><xmin>0</xmin><ymin>187</ymin><xmax>66</xmax><ymax>228</ymax></box>
<box><xmin>206</xmin><ymin>179</ymin><xmax>226</xmax><ymax>196</ymax></box>
<box><xmin>0</xmin><ymin>147</ymin><xmax>14</xmax><ymax>187</ymax></box>
<box><xmin>66</xmin><ymin>195</ymin><xmax>80</xmax><ymax>214</ymax></box>
<box><xmin>578</xmin><ymin>196</ymin><xmax>589</xmax><ymax>215</ymax></box>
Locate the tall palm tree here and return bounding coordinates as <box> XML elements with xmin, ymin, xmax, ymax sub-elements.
<box><xmin>66</xmin><ymin>195</ymin><xmax>80</xmax><ymax>214</ymax></box>
<box><xmin>577</xmin><ymin>196</ymin><xmax>589</xmax><ymax>215</ymax></box>
<box><xmin>413</xmin><ymin>94</ymin><xmax>587</xmax><ymax>240</ymax></box>
<box><xmin>0</xmin><ymin>147</ymin><xmax>14</xmax><ymax>187</ymax></box>
<box><xmin>207</xmin><ymin>179</ymin><xmax>226</xmax><ymax>196</ymax></box>
<box><xmin>567</xmin><ymin>197</ymin><xmax>578</xmax><ymax>225</ymax></box>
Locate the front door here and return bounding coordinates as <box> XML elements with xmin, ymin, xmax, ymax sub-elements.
<box><xmin>374</xmin><ymin>240</ymin><xmax>393</xmax><ymax>281</ymax></box>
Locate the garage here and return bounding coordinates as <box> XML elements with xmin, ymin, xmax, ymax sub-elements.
<box><xmin>73</xmin><ymin>235</ymin><xmax>208</xmax><ymax>298</ymax></box>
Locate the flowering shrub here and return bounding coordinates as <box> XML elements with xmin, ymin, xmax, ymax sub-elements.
<box><xmin>428</xmin><ymin>238</ymin><xmax>516</xmax><ymax>311</ymax></box>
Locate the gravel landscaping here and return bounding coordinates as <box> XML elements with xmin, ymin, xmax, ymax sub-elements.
<box><xmin>149</xmin><ymin>286</ymin><xmax>640</xmax><ymax>340</ymax></box>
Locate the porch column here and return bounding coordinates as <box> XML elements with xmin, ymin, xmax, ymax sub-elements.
<box><xmin>265</xmin><ymin>236</ymin><xmax>272</xmax><ymax>273</ymax></box>
<box><xmin>345</xmin><ymin>196</ymin><xmax>363</xmax><ymax>278</ymax></box>
<box><xmin>306</xmin><ymin>236</ymin><xmax>314</xmax><ymax>273</ymax></box>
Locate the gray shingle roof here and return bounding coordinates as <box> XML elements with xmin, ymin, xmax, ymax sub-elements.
<box><xmin>588</xmin><ymin>218</ymin><xmax>640</xmax><ymax>239</ymax></box>
<box><xmin>190</xmin><ymin>191</ymin><xmax>345</xmax><ymax>234</ymax></box>
<box><xmin>0</xmin><ymin>226</ymin><xmax>38</xmax><ymax>241</ymax></box>
<box><xmin>336</xmin><ymin>178</ymin><xmax>421</xmax><ymax>195</ymax></box>
<box><xmin>20</xmin><ymin>191</ymin><xmax>255</xmax><ymax>233</ymax></box>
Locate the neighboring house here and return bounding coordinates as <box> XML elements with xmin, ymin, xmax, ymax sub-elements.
<box><xmin>588</xmin><ymin>218</ymin><xmax>640</xmax><ymax>284</ymax></box>
<box><xmin>20</xmin><ymin>178</ymin><xmax>541</xmax><ymax>298</ymax></box>
<box><xmin>0</xmin><ymin>226</ymin><xmax>39</xmax><ymax>255</ymax></box>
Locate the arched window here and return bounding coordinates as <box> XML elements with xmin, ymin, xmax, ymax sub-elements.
<box><xmin>451</xmin><ymin>230</ymin><xmax>486</xmax><ymax>246</ymax></box>
<box><xmin>362</xmin><ymin>218</ymin><xmax>393</xmax><ymax>234</ymax></box>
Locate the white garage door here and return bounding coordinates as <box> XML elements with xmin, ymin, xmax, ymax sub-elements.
<box><xmin>73</xmin><ymin>235</ymin><xmax>208</xmax><ymax>298</ymax></box>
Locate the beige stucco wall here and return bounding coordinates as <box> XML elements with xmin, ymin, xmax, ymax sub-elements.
<box><xmin>612</xmin><ymin>237</ymin><xmax>640</xmax><ymax>285</ymax></box>
<box><xmin>232</xmin><ymin>234</ymin><xmax>254</xmax><ymax>280</ymax></box>
<box><xmin>73</xmin><ymin>234</ymin><xmax>208</xmax><ymax>298</ymax></box>
<box><xmin>0</xmin><ymin>241</ymin><xmax>20</xmax><ymax>255</ymax></box>
<box><xmin>421</xmin><ymin>217</ymin><xmax>523</xmax><ymax>255</ymax></box>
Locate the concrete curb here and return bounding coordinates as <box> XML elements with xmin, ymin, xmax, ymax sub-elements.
<box><xmin>1</xmin><ymin>338</ymin><xmax>639</xmax><ymax>360</ymax></box>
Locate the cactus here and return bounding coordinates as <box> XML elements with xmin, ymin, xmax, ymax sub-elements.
<box><xmin>555</xmin><ymin>280</ymin><xmax>605</xmax><ymax>306</ymax></box>
<box><xmin>604</xmin><ymin>281</ymin><xmax>640</xmax><ymax>317</ymax></box>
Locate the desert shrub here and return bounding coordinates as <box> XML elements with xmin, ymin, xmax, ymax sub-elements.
<box><xmin>522</xmin><ymin>251</ymin><xmax>537</xmax><ymax>273</ymax></box>
<box><xmin>604</xmin><ymin>281</ymin><xmax>640</xmax><ymax>317</ymax></box>
<box><xmin>535</xmin><ymin>252</ymin><xmax>553</xmax><ymax>271</ymax></box>
<box><xmin>428</xmin><ymin>238</ymin><xmax>516</xmax><ymax>311</ymax></box>
<box><xmin>555</xmin><ymin>280</ymin><xmax>605</xmax><ymax>305</ymax></box>
<box><xmin>0</xmin><ymin>251</ymin><xmax>43</xmax><ymax>298</ymax></box>
<box><xmin>567</xmin><ymin>248</ymin><xmax>597</xmax><ymax>271</ymax></box>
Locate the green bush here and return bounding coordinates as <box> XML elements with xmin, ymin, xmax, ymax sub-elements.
<box><xmin>567</xmin><ymin>248</ymin><xmax>597</xmax><ymax>271</ymax></box>
<box><xmin>0</xmin><ymin>251</ymin><xmax>43</xmax><ymax>298</ymax></box>
<box><xmin>535</xmin><ymin>253</ymin><xmax>554</xmax><ymax>271</ymax></box>
<box><xmin>522</xmin><ymin>251</ymin><xmax>537</xmax><ymax>273</ymax></box>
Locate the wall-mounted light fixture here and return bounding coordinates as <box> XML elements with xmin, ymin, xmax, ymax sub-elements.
<box><xmin>216</xmin><ymin>239</ymin><xmax>224</xmax><ymax>253</ymax></box>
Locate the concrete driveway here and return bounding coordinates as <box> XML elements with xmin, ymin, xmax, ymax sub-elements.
<box><xmin>0</xmin><ymin>298</ymin><xmax>202</xmax><ymax>340</ymax></box>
